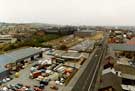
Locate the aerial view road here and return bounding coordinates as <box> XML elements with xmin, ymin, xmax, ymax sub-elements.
<box><xmin>62</xmin><ymin>35</ymin><xmax>107</xmax><ymax>91</ymax></box>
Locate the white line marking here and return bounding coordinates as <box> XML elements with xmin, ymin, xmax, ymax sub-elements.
<box><xmin>88</xmin><ymin>48</ymin><xmax>105</xmax><ymax>91</ymax></box>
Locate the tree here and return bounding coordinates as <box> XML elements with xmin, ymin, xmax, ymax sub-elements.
<box><xmin>59</xmin><ymin>44</ymin><xmax>68</xmax><ymax>50</ymax></box>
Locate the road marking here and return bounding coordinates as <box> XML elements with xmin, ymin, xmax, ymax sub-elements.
<box><xmin>82</xmin><ymin>61</ymin><xmax>96</xmax><ymax>90</ymax></box>
<box><xmin>88</xmin><ymin>48</ymin><xmax>104</xmax><ymax>91</ymax></box>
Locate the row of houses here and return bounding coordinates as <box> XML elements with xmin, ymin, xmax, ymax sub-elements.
<box><xmin>108</xmin><ymin>30</ymin><xmax>134</xmax><ymax>44</ymax></box>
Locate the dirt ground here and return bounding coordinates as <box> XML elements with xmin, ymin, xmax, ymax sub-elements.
<box><xmin>89</xmin><ymin>31</ymin><xmax>104</xmax><ymax>40</ymax></box>
<box><xmin>47</xmin><ymin>34</ymin><xmax>83</xmax><ymax>48</ymax></box>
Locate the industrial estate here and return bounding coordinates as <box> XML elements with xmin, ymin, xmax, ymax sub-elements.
<box><xmin>0</xmin><ymin>23</ymin><xmax>135</xmax><ymax>91</ymax></box>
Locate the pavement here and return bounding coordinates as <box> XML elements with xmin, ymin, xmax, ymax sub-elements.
<box><xmin>4</xmin><ymin>61</ymin><xmax>39</xmax><ymax>87</ymax></box>
<box><xmin>4</xmin><ymin>52</ymin><xmax>52</xmax><ymax>87</ymax></box>
<box><xmin>72</xmin><ymin>47</ymin><xmax>105</xmax><ymax>91</ymax></box>
<box><xmin>3</xmin><ymin>52</ymin><xmax>64</xmax><ymax>91</ymax></box>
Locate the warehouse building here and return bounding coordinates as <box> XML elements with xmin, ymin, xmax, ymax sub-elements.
<box><xmin>74</xmin><ymin>29</ymin><xmax>96</xmax><ymax>37</ymax></box>
<box><xmin>109</xmin><ymin>44</ymin><xmax>135</xmax><ymax>59</ymax></box>
<box><xmin>0</xmin><ymin>55</ymin><xmax>14</xmax><ymax>80</ymax></box>
<box><xmin>126</xmin><ymin>37</ymin><xmax>135</xmax><ymax>45</ymax></box>
<box><xmin>52</xmin><ymin>50</ymin><xmax>83</xmax><ymax>60</ymax></box>
<box><xmin>69</xmin><ymin>40</ymin><xmax>95</xmax><ymax>52</ymax></box>
<box><xmin>114</xmin><ymin>64</ymin><xmax>135</xmax><ymax>91</ymax></box>
<box><xmin>0</xmin><ymin>47</ymin><xmax>43</xmax><ymax>80</ymax></box>
<box><xmin>0</xmin><ymin>35</ymin><xmax>17</xmax><ymax>44</ymax></box>
<box><xmin>99</xmin><ymin>72</ymin><xmax>122</xmax><ymax>91</ymax></box>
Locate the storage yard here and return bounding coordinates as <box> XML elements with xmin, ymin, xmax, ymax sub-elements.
<box><xmin>0</xmin><ymin>47</ymin><xmax>91</xmax><ymax>91</ymax></box>
<box><xmin>0</xmin><ymin>30</ymin><xmax>104</xmax><ymax>91</ymax></box>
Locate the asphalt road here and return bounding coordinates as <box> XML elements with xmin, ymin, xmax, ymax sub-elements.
<box><xmin>62</xmin><ymin>34</ymin><xmax>108</xmax><ymax>91</ymax></box>
<box><xmin>71</xmin><ymin>33</ymin><xmax>108</xmax><ymax>91</ymax></box>
<box><xmin>71</xmin><ymin>47</ymin><xmax>105</xmax><ymax>91</ymax></box>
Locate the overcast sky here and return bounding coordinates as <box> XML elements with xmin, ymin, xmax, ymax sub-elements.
<box><xmin>0</xmin><ymin>0</ymin><xmax>135</xmax><ymax>25</ymax></box>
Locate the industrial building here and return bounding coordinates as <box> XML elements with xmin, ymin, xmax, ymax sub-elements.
<box><xmin>0</xmin><ymin>47</ymin><xmax>43</xmax><ymax>80</ymax></box>
<box><xmin>69</xmin><ymin>40</ymin><xmax>95</xmax><ymax>52</ymax></box>
<box><xmin>99</xmin><ymin>72</ymin><xmax>122</xmax><ymax>91</ymax></box>
<box><xmin>52</xmin><ymin>50</ymin><xmax>83</xmax><ymax>60</ymax></box>
<box><xmin>109</xmin><ymin>44</ymin><xmax>135</xmax><ymax>59</ymax></box>
<box><xmin>126</xmin><ymin>37</ymin><xmax>135</xmax><ymax>45</ymax></box>
<box><xmin>74</xmin><ymin>29</ymin><xmax>96</xmax><ymax>37</ymax></box>
<box><xmin>0</xmin><ymin>35</ymin><xmax>17</xmax><ymax>44</ymax></box>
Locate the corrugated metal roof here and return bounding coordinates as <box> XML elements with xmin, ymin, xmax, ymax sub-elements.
<box><xmin>0</xmin><ymin>47</ymin><xmax>42</xmax><ymax>73</ymax></box>
<box><xmin>5</xmin><ymin>47</ymin><xmax>42</xmax><ymax>61</ymax></box>
<box><xmin>53</xmin><ymin>50</ymin><xmax>82</xmax><ymax>59</ymax></box>
<box><xmin>114</xmin><ymin>64</ymin><xmax>135</xmax><ymax>75</ymax></box>
<box><xmin>121</xmin><ymin>74</ymin><xmax>135</xmax><ymax>80</ymax></box>
<box><xmin>0</xmin><ymin>55</ymin><xmax>14</xmax><ymax>73</ymax></box>
<box><xmin>126</xmin><ymin>37</ymin><xmax>135</xmax><ymax>45</ymax></box>
<box><xmin>109</xmin><ymin>44</ymin><xmax>135</xmax><ymax>52</ymax></box>
<box><xmin>69</xmin><ymin>40</ymin><xmax>95</xmax><ymax>52</ymax></box>
<box><xmin>121</xmin><ymin>84</ymin><xmax>135</xmax><ymax>91</ymax></box>
<box><xmin>62</xmin><ymin>52</ymin><xmax>82</xmax><ymax>59</ymax></box>
<box><xmin>100</xmin><ymin>72</ymin><xmax>122</xmax><ymax>91</ymax></box>
<box><xmin>53</xmin><ymin>50</ymin><xmax>65</xmax><ymax>57</ymax></box>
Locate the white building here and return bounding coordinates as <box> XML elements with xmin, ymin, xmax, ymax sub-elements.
<box><xmin>0</xmin><ymin>35</ymin><xmax>17</xmax><ymax>44</ymax></box>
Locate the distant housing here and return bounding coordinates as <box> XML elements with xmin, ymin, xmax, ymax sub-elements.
<box><xmin>74</xmin><ymin>29</ymin><xmax>96</xmax><ymax>37</ymax></box>
<box><xmin>0</xmin><ymin>35</ymin><xmax>17</xmax><ymax>44</ymax></box>
<box><xmin>126</xmin><ymin>37</ymin><xmax>135</xmax><ymax>45</ymax></box>
<box><xmin>43</xmin><ymin>27</ymin><xmax>76</xmax><ymax>35</ymax></box>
